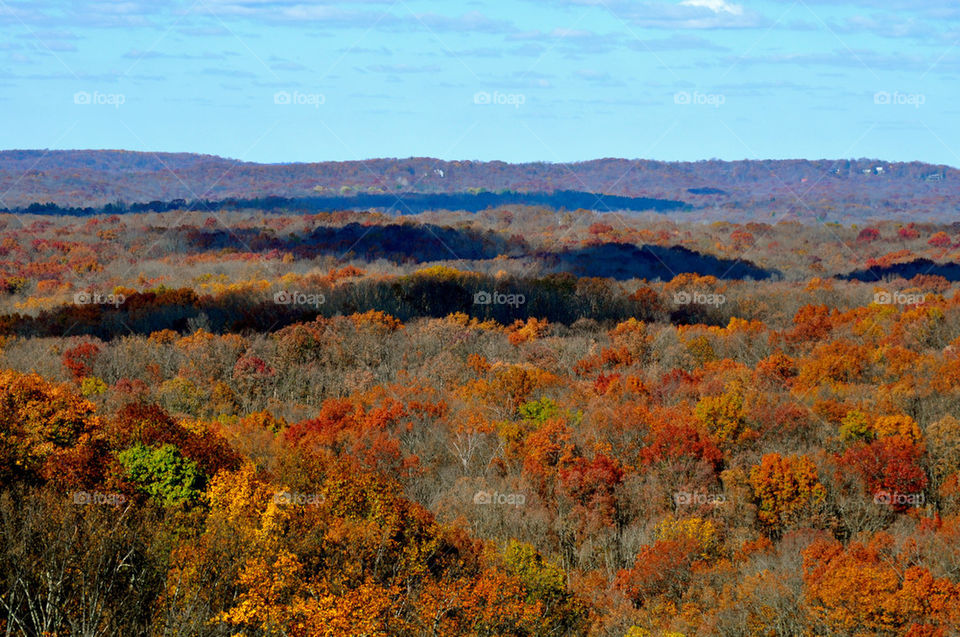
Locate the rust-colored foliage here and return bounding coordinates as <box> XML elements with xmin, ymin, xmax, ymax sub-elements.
<box><xmin>507</xmin><ymin>317</ymin><xmax>550</xmax><ymax>345</ymax></box>
<box><xmin>639</xmin><ymin>422</ymin><xmax>723</xmax><ymax>473</ymax></box>
<box><xmin>6</xmin><ymin>210</ymin><xmax>960</xmax><ymax>636</ymax></box>
<box><xmin>108</xmin><ymin>402</ymin><xmax>241</xmax><ymax>478</ymax></box>
<box><xmin>616</xmin><ymin>537</ymin><xmax>702</xmax><ymax>606</ymax></box>
<box><xmin>0</xmin><ymin>370</ymin><xmax>99</xmax><ymax>483</ymax></box>
<box><xmin>839</xmin><ymin>436</ymin><xmax>928</xmax><ymax>510</ymax></box>
<box><xmin>284</xmin><ymin>397</ymin><xmax>420</xmax><ymax>477</ymax></box>
<box><xmin>803</xmin><ymin>535</ymin><xmax>960</xmax><ymax>634</ymax></box>
<box><xmin>62</xmin><ymin>341</ymin><xmax>101</xmax><ymax>381</ymax></box>
<box><xmin>749</xmin><ymin>453</ymin><xmax>826</xmax><ymax>534</ymax></box>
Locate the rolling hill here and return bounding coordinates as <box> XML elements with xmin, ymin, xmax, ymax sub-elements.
<box><xmin>0</xmin><ymin>150</ymin><xmax>956</xmax><ymax>222</ymax></box>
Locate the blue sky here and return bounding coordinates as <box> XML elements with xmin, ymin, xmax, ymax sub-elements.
<box><xmin>1</xmin><ymin>0</ymin><xmax>958</xmax><ymax>165</ymax></box>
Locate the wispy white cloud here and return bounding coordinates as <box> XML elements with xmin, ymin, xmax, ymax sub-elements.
<box><xmin>506</xmin><ymin>28</ymin><xmax>622</xmax><ymax>57</ymax></box>
<box><xmin>524</xmin><ymin>0</ymin><xmax>766</xmax><ymax>29</ymax></box>
<box><xmin>627</xmin><ymin>34</ymin><xmax>728</xmax><ymax>51</ymax></box>
<box><xmin>122</xmin><ymin>49</ymin><xmax>233</xmax><ymax>60</ymax></box>
<box><xmin>679</xmin><ymin>0</ymin><xmax>744</xmax><ymax>16</ymax></box>
<box><xmin>574</xmin><ymin>69</ymin><xmax>626</xmax><ymax>86</ymax></box>
<box><xmin>200</xmin><ymin>67</ymin><xmax>258</xmax><ymax>78</ymax></box>
<box><xmin>719</xmin><ymin>49</ymin><xmax>960</xmax><ymax>74</ymax></box>
<box><xmin>413</xmin><ymin>11</ymin><xmax>515</xmax><ymax>34</ymax></box>
<box><xmin>363</xmin><ymin>63</ymin><xmax>442</xmax><ymax>74</ymax></box>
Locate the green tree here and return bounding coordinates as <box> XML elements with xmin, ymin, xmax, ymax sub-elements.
<box><xmin>118</xmin><ymin>443</ymin><xmax>204</xmax><ymax>506</ymax></box>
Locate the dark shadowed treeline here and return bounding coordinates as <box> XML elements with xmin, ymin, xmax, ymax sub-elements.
<box><xmin>7</xmin><ymin>190</ymin><xmax>689</xmax><ymax>217</ymax></box>
<box><xmin>0</xmin><ymin>272</ymin><xmax>711</xmax><ymax>339</ymax></box>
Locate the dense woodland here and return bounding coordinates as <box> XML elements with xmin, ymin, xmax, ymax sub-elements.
<box><xmin>3</xmin><ymin>205</ymin><xmax>960</xmax><ymax>635</ymax></box>
<box><xmin>1</xmin><ymin>151</ymin><xmax>957</xmax><ymax>222</ymax></box>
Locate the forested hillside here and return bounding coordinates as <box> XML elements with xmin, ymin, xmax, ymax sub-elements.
<box><xmin>1</xmin><ymin>206</ymin><xmax>960</xmax><ymax>635</ymax></box>
<box><xmin>1</xmin><ymin>150</ymin><xmax>957</xmax><ymax>222</ymax></box>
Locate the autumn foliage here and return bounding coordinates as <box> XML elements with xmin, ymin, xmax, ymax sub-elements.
<box><xmin>4</xmin><ymin>208</ymin><xmax>960</xmax><ymax>636</ymax></box>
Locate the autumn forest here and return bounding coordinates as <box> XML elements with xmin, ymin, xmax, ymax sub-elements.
<box><xmin>0</xmin><ymin>161</ymin><xmax>960</xmax><ymax>637</ymax></box>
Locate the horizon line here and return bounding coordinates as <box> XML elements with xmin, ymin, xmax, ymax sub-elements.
<box><xmin>0</xmin><ymin>148</ymin><xmax>957</xmax><ymax>170</ymax></box>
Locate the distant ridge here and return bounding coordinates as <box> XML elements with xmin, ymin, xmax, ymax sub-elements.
<box><xmin>5</xmin><ymin>191</ymin><xmax>688</xmax><ymax>216</ymax></box>
<box><xmin>0</xmin><ymin>150</ymin><xmax>956</xmax><ymax>221</ymax></box>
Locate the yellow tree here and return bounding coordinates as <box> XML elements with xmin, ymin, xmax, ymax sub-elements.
<box><xmin>749</xmin><ymin>453</ymin><xmax>826</xmax><ymax>536</ymax></box>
